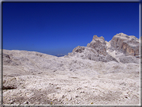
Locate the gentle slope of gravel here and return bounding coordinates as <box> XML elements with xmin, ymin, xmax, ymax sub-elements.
<box><xmin>1</xmin><ymin>49</ymin><xmax>140</xmax><ymax>105</ymax></box>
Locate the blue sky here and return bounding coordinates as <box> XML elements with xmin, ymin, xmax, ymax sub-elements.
<box><xmin>3</xmin><ymin>3</ymin><xmax>139</xmax><ymax>55</ymax></box>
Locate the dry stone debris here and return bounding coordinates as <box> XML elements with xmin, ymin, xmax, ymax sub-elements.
<box><xmin>2</xmin><ymin>33</ymin><xmax>140</xmax><ymax>105</ymax></box>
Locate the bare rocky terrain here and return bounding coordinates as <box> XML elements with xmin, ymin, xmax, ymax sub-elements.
<box><xmin>1</xmin><ymin>33</ymin><xmax>141</xmax><ymax>106</ymax></box>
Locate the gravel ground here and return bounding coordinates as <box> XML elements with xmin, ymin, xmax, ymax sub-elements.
<box><xmin>1</xmin><ymin>50</ymin><xmax>141</xmax><ymax>106</ymax></box>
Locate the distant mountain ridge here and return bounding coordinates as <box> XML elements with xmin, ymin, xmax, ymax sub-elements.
<box><xmin>2</xmin><ymin>33</ymin><xmax>140</xmax><ymax>64</ymax></box>
<box><xmin>66</xmin><ymin>33</ymin><xmax>140</xmax><ymax>64</ymax></box>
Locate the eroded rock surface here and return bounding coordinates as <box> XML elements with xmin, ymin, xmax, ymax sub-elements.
<box><xmin>2</xmin><ymin>33</ymin><xmax>140</xmax><ymax>105</ymax></box>
<box><xmin>110</xmin><ymin>33</ymin><xmax>139</xmax><ymax>57</ymax></box>
<box><xmin>67</xmin><ymin>35</ymin><xmax>118</xmax><ymax>62</ymax></box>
<box><xmin>67</xmin><ymin>33</ymin><xmax>140</xmax><ymax>64</ymax></box>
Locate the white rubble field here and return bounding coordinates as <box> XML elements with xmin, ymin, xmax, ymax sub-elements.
<box><xmin>2</xmin><ymin>50</ymin><xmax>141</xmax><ymax>105</ymax></box>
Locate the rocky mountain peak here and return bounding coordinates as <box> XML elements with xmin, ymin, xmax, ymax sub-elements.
<box><xmin>67</xmin><ymin>33</ymin><xmax>139</xmax><ymax>63</ymax></box>
<box><xmin>117</xmin><ymin>32</ymin><xmax>127</xmax><ymax>36</ymax></box>
<box><xmin>93</xmin><ymin>35</ymin><xmax>104</xmax><ymax>40</ymax></box>
<box><xmin>92</xmin><ymin>35</ymin><xmax>105</xmax><ymax>43</ymax></box>
<box><xmin>114</xmin><ymin>33</ymin><xmax>139</xmax><ymax>42</ymax></box>
<box><xmin>67</xmin><ymin>34</ymin><xmax>118</xmax><ymax>62</ymax></box>
<box><xmin>110</xmin><ymin>33</ymin><xmax>139</xmax><ymax>57</ymax></box>
<box><xmin>115</xmin><ymin>33</ymin><xmax>129</xmax><ymax>37</ymax></box>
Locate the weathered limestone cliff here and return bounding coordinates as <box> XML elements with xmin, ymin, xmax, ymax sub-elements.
<box><xmin>67</xmin><ymin>35</ymin><xmax>117</xmax><ymax>62</ymax></box>
<box><xmin>67</xmin><ymin>33</ymin><xmax>139</xmax><ymax>64</ymax></box>
<box><xmin>110</xmin><ymin>33</ymin><xmax>139</xmax><ymax>57</ymax></box>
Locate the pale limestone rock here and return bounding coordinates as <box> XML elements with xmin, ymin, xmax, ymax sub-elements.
<box><xmin>110</xmin><ymin>33</ymin><xmax>139</xmax><ymax>57</ymax></box>
<box><xmin>2</xmin><ymin>33</ymin><xmax>140</xmax><ymax>105</ymax></box>
<box><xmin>68</xmin><ymin>35</ymin><xmax>117</xmax><ymax>62</ymax></box>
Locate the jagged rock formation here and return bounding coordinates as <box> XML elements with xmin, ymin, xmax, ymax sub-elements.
<box><xmin>67</xmin><ymin>33</ymin><xmax>139</xmax><ymax>64</ymax></box>
<box><xmin>106</xmin><ymin>33</ymin><xmax>140</xmax><ymax>64</ymax></box>
<box><xmin>1</xmin><ymin>33</ymin><xmax>140</xmax><ymax>105</ymax></box>
<box><xmin>72</xmin><ymin>46</ymin><xmax>85</xmax><ymax>53</ymax></box>
<box><xmin>67</xmin><ymin>35</ymin><xmax>118</xmax><ymax>62</ymax></box>
<box><xmin>87</xmin><ymin>35</ymin><xmax>107</xmax><ymax>56</ymax></box>
<box><xmin>110</xmin><ymin>33</ymin><xmax>139</xmax><ymax>57</ymax></box>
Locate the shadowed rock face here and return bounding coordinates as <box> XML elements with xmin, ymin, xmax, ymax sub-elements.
<box><xmin>72</xmin><ymin>46</ymin><xmax>85</xmax><ymax>53</ymax></box>
<box><xmin>68</xmin><ymin>35</ymin><xmax>118</xmax><ymax>62</ymax></box>
<box><xmin>87</xmin><ymin>35</ymin><xmax>107</xmax><ymax>56</ymax></box>
<box><xmin>119</xmin><ymin>56</ymin><xmax>139</xmax><ymax>64</ymax></box>
<box><xmin>3</xmin><ymin>53</ymin><xmax>20</xmax><ymax>66</ymax></box>
<box><xmin>110</xmin><ymin>33</ymin><xmax>139</xmax><ymax>57</ymax></box>
<box><xmin>68</xmin><ymin>33</ymin><xmax>139</xmax><ymax>64</ymax></box>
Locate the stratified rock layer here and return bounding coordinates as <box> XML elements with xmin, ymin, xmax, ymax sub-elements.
<box><xmin>68</xmin><ymin>33</ymin><xmax>140</xmax><ymax>64</ymax></box>
<box><xmin>110</xmin><ymin>33</ymin><xmax>139</xmax><ymax>57</ymax></box>
<box><xmin>67</xmin><ymin>35</ymin><xmax>118</xmax><ymax>62</ymax></box>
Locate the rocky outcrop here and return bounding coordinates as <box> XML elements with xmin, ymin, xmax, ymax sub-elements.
<box><xmin>67</xmin><ymin>33</ymin><xmax>140</xmax><ymax>64</ymax></box>
<box><xmin>67</xmin><ymin>35</ymin><xmax>118</xmax><ymax>62</ymax></box>
<box><xmin>110</xmin><ymin>33</ymin><xmax>139</xmax><ymax>57</ymax></box>
<box><xmin>3</xmin><ymin>53</ymin><xmax>20</xmax><ymax>66</ymax></box>
<box><xmin>87</xmin><ymin>35</ymin><xmax>107</xmax><ymax>56</ymax></box>
<box><xmin>72</xmin><ymin>46</ymin><xmax>85</xmax><ymax>53</ymax></box>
